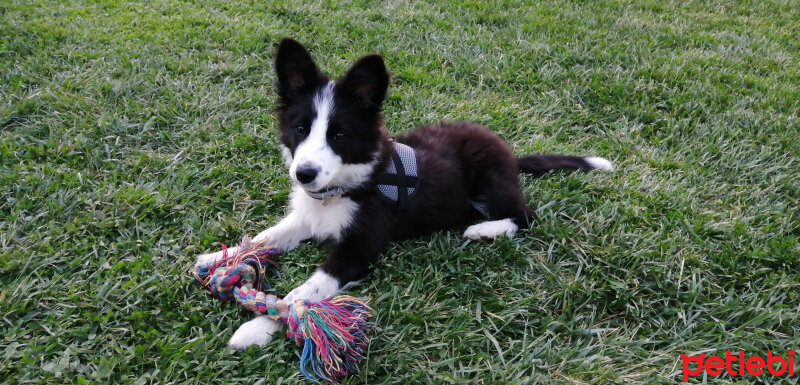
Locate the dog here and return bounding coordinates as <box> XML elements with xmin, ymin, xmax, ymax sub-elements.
<box><xmin>195</xmin><ymin>38</ymin><xmax>613</xmax><ymax>349</ymax></box>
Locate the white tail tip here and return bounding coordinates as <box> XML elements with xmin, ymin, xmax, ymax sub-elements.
<box><xmin>584</xmin><ymin>157</ymin><xmax>614</xmax><ymax>171</ymax></box>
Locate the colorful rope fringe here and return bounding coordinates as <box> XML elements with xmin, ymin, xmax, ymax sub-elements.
<box><xmin>193</xmin><ymin>238</ymin><xmax>372</xmax><ymax>383</ymax></box>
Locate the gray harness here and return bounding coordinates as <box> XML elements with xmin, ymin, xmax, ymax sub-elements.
<box><xmin>373</xmin><ymin>142</ymin><xmax>420</xmax><ymax>209</ymax></box>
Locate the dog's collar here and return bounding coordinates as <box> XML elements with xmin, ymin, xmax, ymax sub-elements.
<box><xmin>305</xmin><ymin>186</ymin><xmax>347</xmax><ymax>204</ymax></box>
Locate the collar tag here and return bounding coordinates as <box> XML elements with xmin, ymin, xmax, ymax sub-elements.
<box><xmin>321</xmin><ymin>193</ymin><xmax>341</xmax><ymax>206</ymax></box>
<box><xmin>306</xmin><ymin>186</ymin><xmax>345</xmax><ymax>204</ymax></box>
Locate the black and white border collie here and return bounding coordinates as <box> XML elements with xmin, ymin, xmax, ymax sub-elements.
<box><xmin>195</xmin><ymin>38</ymin><xmax>613</xmax><ymax>349</ymax></box>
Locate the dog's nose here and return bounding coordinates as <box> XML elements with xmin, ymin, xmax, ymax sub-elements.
<box><xmin>295</xmin><ymin>166</ymin><xmax>319</xmax><ymax>184</ymax></box>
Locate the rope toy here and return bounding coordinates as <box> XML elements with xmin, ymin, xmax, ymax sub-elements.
<box><xmin>193</xmin><ymin>238</ymin><xmax>372</xmax><ymax>383</ymax></box>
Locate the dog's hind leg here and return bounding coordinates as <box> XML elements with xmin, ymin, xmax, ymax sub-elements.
<box><xmin>463</xmin><ymin>218</ymin><xmax>519</xmax><ymax>240</ymax></box>
<box><xmin>463</xmin><ymin>193</ymin><xmax>536</xmax><ymax>240</ymax></box>
<box><xmin>464</xmin><ymin>152</ymin><xmax>537</xmax><ymax>240</ymax></box>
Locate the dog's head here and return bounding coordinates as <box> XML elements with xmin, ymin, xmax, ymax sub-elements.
<box><xmin>274</xmin><ymin>38</ymin><xmax>390</xmax><ymax>193</ymax></box>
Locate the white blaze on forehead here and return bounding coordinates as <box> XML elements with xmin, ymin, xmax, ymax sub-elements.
<box><xmin>307</xmin><ymin>81</ymin><xmax>336</xmax><ymax>149</ymax></box>
<box><xmin>313</xmin><ymin>81</ymin><xmax>336</xmax><ymax>127</ymax></box>
<box><xmin>290</xmin><ymin>81</ymin><xmax>342</xmax><ymax>190</ymax></box>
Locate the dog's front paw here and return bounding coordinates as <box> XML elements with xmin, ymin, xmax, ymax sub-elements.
<box><xmin>228</xmin><ymin>316</ymin><xmax>283</xmax><ymax>350</ymax></box>
<box><xmin>283</xmin><ymin>270</ymin><xmax>341</xmax><ymax>303</ymax></box>
<box><xmin>194</xmin><ymin>250</ymin><xmax>224</xmax><ymax>267</ymax></box>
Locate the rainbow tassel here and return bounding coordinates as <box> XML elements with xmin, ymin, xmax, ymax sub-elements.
<box><xmin>194</xmin><ymin>238</ymin><xmax>372</xmax><ymax>383</ymax></box>
<box><xmin>287</xmin><ymin>296</ymin><xmax>372</xmax><ymax>382</ymax></box>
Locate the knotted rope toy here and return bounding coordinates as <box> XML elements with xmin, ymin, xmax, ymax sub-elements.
<box><xmin>193</xmin><ymin>238</ymin><xmax>372</xmax><ymax>383</ymax></box>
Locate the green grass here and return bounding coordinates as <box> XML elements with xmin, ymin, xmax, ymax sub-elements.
<box><xmin>2</xmin><ymin>0</ymin><xmax>799</xmax><ymax>383</ymax></box>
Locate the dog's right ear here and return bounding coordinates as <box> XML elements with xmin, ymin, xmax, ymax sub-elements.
<box><xmin>275</xmin><ymin>38</ymin><xmax>322</xmax><ymax>100</ymax></box>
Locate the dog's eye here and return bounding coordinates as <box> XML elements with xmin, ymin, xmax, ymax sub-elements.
<box><xmin>333</xmin><ymin>131</ymin><xmax>347</xmax><ymax>142</ymax></box>
<box><xmin>295</xmin><ymin>125</ymin><xmax>308</xmax><ymax>135</ymax></box>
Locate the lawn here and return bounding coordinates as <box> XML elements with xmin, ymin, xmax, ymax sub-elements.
<box><xmin>1</xmin><ymin>0</ymin><xmax>799</xmax><ymax>383</ymax></box>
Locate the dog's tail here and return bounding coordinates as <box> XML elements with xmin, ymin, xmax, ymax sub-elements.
<box><xmin>517</xmin><ymin>155</ymin><xmax>613</xmax><ymax>176</ymax></box>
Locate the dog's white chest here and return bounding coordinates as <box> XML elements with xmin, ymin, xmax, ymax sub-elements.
<box><xmin>289</xmin><ymin>185</ymin><xmax>358</xmax><ymax>241</ymax></box>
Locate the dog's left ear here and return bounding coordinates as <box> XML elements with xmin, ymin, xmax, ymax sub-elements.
<box><xmin>340</xmin><ymin>54</ymin><xmax>389</xmax><ymax>109</ymax></box>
